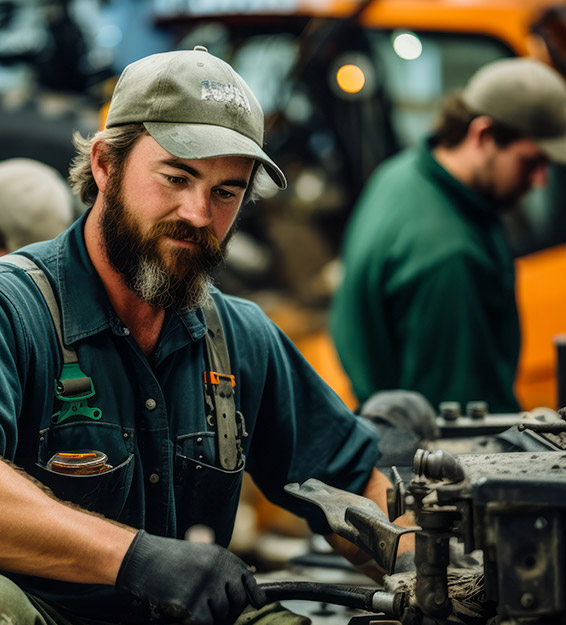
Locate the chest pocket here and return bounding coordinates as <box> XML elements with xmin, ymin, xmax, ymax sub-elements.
<box><xmin>34</xmin><ymin>421</ymin><xmax>135</xmax><ymax>520</ymax></box>
<box><xmin>175</xmin><ymin>431</ymin><xmax>245</xmax><ymax>547</ymax></box>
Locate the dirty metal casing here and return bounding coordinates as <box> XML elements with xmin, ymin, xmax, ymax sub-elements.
<box><xmin>472</xmin><ymin>465</ymin><xmax>566</xmax><ymax>619</ymax></box>
<box><xmin>410</xmin><ymin>450</ymin><xmax>566</xmax><ymax>623</ymax></box>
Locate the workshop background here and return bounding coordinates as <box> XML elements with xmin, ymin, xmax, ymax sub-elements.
<box><xmin>2</xmin><ymin>0</ymin><xmax>566</xmax><ymax>559</ymax></box>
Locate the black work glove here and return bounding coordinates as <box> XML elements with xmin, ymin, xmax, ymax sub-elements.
<box><xmin>115</xmin><ymin>530</ymin><xmax>267</xmax><ymax>625</ymax></box>
<box><xmin>359</xmin><ymin>390</ymin><xmax>440</xmax><ymax>467</ymax></box>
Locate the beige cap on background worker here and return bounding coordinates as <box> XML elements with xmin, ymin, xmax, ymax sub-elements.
<box><xmin>462</xmin><ymin>57</ymin><xmax>566</xmax><ymax>163</ymax></box>
<box><xmin>0</xmin><ymin>158</ymin><xmax>74</xmax><ymax>252</ymax></box>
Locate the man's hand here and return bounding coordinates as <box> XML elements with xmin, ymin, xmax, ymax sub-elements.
<box><xmin>115</xmin><ymin>530</ymin><xmax>267</xmax><ymax>625</ymax></box>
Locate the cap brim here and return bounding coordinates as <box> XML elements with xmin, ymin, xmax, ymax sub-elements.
<box><xmin>536</xmin><ymin>134</ymin><xmax>566</xmax><ymax>164</ymax></box>
<box><xmin>144</xmin><ymin>121</ymin><xmax>287</xmax><ymax>189</ymax></box>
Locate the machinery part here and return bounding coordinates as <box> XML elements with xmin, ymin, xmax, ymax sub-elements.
<box><xmin>413</xmin><ymin>449</ymin><xmax>465</xmax><ymax>483</ymax></box>
<box><xmin>284</xmin><ymin>479</ymin><xmax>418</xmax><ymax>574</ymax></box>
<box><xmin>466</xmin><ymin>401</ymin><xmax>488</xmax><ymax>419</ymax></box>
<box><xmin>412</xmin><ymin>511</ymin><xmax>457</xmax><ymax>619</ymax></box>
<box><xmin>438</xmin><ymin>402</ymin><xmax>461</xmax><ymax>421</ymax></box>
<box><xmin>473</xmin><ymin>477</ymin><xmax>566</xmax><ymax>620</ymax></box>
<box><xmin>409</xmin><ymin>450</ymin><xmax>464</xmax><ymax>619</ymax></box>
<box><xmin>385</xmin><ymin>569</ymin><xmax>492</xmax><ymax>623</ymax></box>
<box><xmin>259</xmin><ymin>582</ymin><xmax>405</xmax><ymax>618</ymax></box>
<box><xmin>555</xmin><ymin>335</ymin><xmax>566</xmax><ymax>410</ymax></box>
<box><xmin>282</xmin><ymin>449</ymin><xmax>566</xmax><ymax>624</ymax></box>
<box><xmin>518</xmin><ymin>421</ymin><xmax>566</xmax><ymax>433</ymax></box>
<box><xmin>387</xmin><ymin>466</ymin><xmax>406</xmax><ymax>522</ymax></box>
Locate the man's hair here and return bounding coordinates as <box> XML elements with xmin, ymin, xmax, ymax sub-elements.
<box><xmin>69</xmin><ymin>124</ymin><xmax>148</xmax><ymax>206</ymax></box>
<box><xmin>69</xmin><ymin>124</ymin><xmax>266</xmax><ymax>206</ymax></box>
<box><xmin>433</xmin><ymin>92</ymin><xmax>525</xmax><ymax>149</ymax></box>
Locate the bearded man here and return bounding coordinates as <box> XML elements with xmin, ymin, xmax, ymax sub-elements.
<box><xmin>0</xmin><ymin>48</ymin><xmax>408</xmax><ymax>625</ymax></box>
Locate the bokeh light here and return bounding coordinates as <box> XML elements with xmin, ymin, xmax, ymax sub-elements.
<box><xmin>392</xmin><ymin>32</ymin><xmax>423</xmax><ymax>60</ymax></box>
<box><xmin>336</xmin><ymin>64</ymin><xmax>366</xmax><ymax>94</ymax></box>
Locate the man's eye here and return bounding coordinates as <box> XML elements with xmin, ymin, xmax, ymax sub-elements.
<box><xmin>216</xmin><ymin>188</ymin><xmax>235</xmax><ymax>199</ymax></box>
<box><xmin>166</xmin><ymin>176</ymin><xmax>186</xmax><ymax>185</ymax></box>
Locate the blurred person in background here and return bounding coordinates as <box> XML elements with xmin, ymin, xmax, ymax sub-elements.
<box><xmin>0</xmin><ymin>158</ymin><xmax>74</xmax><ymax>253</ymax></box>
<box><xmin>331</xmin><ymin>57</ymin><xmax>566</xmax><ymax>415</ymax></box>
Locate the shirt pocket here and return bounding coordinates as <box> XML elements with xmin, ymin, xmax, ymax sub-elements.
<box><xmin>175</xmin><ymin>432</ymin><xmax>245</xmax><ymax>547</ymax></box>
<box><xmin>33</xmin><ymin>421</ymin><xmax>135</xmax><ymax>521</ymax></box>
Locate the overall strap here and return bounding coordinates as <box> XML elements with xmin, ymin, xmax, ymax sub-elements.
<box><xmin>202</xmin><ymin>295</ymin><xmax>241</xmax><ymax>471</ymax></box>
<box><xmin>0</xmin><ymin>254</ymin><xmax>97</xmax><ymax>420</ymax></box>
<box><xmin>0</xmin><ymin>254</ymin><xmax>75</xmax><ymax>364</ymax></box>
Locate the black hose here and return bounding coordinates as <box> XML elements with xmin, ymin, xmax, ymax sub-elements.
<box><xmin>259</xmin><ymin>581</ymin><xmax>404</xmax><ymax>616</ymax></box>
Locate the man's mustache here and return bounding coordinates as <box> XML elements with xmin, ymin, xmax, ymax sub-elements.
<box><xmin>147</xmin><ymin>220</ymin><xmax>222</xmax><ymax>253</ymax></box>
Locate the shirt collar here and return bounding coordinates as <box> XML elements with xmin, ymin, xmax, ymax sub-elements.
<box><xmin>417</xmin><ymin>136</ymin><xmax>502</xmax><ymax>225</ymax></box>
<box><xmin>57</xmin><ymin>211</ymin><xmax>208</xmax><ymax>345</ymax></box>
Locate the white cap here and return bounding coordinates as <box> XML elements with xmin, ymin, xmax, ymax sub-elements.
<box><xmin>0</xmin><ymin>158</ymin><xmax>74</xmax><ymax>252</ymax></box>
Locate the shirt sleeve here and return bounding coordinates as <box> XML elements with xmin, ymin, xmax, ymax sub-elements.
<box><xmin>243</xmin><ymin>312</ymin><xmax>381</xmax><ymax>534</ymax></box>
<box><xmin>0</xmin><ymin>288</ymin><xmax>29</xmax><ymax>459</ymax></box>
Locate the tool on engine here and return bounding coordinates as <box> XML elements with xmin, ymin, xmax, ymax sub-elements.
<box><xmin>284</xmin><ymin>479</ymin><xmax>418</xmax><ymax>575</ymax></box>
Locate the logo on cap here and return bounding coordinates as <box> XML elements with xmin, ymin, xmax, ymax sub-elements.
<box><xmin>201</xmin><ymin>80</ymin><xmax>251</xmax><ymax>114</ymax></box>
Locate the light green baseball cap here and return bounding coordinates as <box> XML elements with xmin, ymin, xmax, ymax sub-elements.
<box><xmin>106</xmin><ymin>46</ymin><xmax>287</xmax><ymax>188</ymax></box>
<box><xmin>462</xmin><ymin>57</ymin><xmax>566</xmax><ymax>163</ymax></box>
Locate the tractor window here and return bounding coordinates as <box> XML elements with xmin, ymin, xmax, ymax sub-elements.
<box><xmin>366</xmin><ymin>31</ymin><xmax>513</xmax><ymax>147</ymax></box>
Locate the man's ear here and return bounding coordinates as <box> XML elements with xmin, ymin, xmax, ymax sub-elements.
<box><xmin>91</xmin><ymin>140</ymin><xmax>111</xmax><ymax>194</ymax></box>
<box><xmin>468</xmin><ymin>115</ymin><xmax>497</xmax><ymax>149</ymax></box>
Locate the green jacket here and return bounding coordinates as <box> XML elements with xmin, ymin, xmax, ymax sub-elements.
<box><xmin>330</xmin><ymin>138</ymin><xmax>520</xmax><ymax>413</ymax></box>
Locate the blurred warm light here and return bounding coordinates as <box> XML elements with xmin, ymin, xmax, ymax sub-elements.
<box><xmin>393</xmin><ymin>32</ymin><xmax>423</xmax><ymax>60</ymax></box>
<box><xmin>336</xmin><ymin>64</ymin><xmax>366</xmax><ymax>94</ymax></box>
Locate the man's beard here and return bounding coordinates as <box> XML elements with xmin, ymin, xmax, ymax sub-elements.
<box><xmin>99</xmin><ymin>173</ymin><xmax>231</xmax><ymax>310</ymax></box>
<box><xmin>470</xmin><ymin>155</ymin><xmax>528</xmax><ymax>211</ymax></box>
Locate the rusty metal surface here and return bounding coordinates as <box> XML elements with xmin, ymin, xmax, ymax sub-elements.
<box><xmin>456</xmin><ymin>451</ymin><xmax>566</xmax><ymax>483</ymax></box>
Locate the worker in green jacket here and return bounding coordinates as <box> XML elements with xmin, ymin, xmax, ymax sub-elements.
<box><xmin>331</xmin><ymin>58</ymin><xmax>566</xmax><ymax>414</ymax></box>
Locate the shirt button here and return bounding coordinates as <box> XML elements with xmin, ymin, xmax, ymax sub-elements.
<box><xmin>149</xmin><ymin>473</ymin><xmax>160</xmax><ymax>484</ymax></box>
<box><xmin>123</xmin><ymin>327</ymin><xmax>130</xmax><ymax>336</ymax></box>
<box><xmin>145</xmin><ymin>398</ymin><xmax>157</xmax><ymax>410</ymax></box>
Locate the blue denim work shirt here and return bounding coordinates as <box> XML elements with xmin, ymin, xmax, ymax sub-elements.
<box><xmin>0</xmin><ymin>212</ymin><xmax>380</xmax><ymax>622</ymax></box>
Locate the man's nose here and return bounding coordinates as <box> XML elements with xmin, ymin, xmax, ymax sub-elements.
<box><xmin>176</xmin><ymin>190</ymin><xmax>213</xmax><ymax>227</ymax></box>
